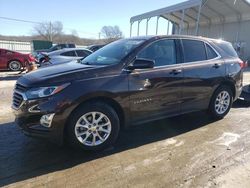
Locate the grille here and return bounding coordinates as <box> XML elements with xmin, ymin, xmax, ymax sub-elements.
<box><xmin>15</xmin><ymin>83</ymin><xmax>27</xmax><ymax>92</ymax></box>
<box><xmin>12</xmin><ymin>83</ymin><xmax>27</xmax><ymax>109</ymax></box>
<box><xmin>12</xmin><ymin>92</ymin><xmax>24</xmax><ymax>109</ymax></box>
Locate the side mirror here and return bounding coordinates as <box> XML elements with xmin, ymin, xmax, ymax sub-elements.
<box><xmin>127</xmin><ymin>58</ymin><xmax>155</xmax><ymax>70</ymax></box>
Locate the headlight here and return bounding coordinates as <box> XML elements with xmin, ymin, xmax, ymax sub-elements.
<box><xmin>25</xmin><ymin>83</ymin><xmax>70</xmax><ymax>99</ymax></box>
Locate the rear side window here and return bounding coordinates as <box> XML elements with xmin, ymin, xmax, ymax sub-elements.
<box><xmin>182</xmin><ymin>40</ymin><xmax>206</xmax><ymax>62</ymax></box>
<box><xmin>91</xmin><ymin>47</ymin><xmax>99</xmax><ymax>51</ymax></box>
<box><xmin>6</xmin><ymin>50</ymin><xmax>14</xmax><ymax>55</ymax></box>
<box><xmin>216</xmin><ymin>42</ymin><xmax>238</xmax><ymax>57</ymax></box>
<box><xmin>76</xmin><ymin>50</ymin><xmax>89</xmax><ymax>57</ymax></box>
<box><xmin>67</xmin><ymin>44</ymin><xmax>75</xmax><ymax>48</ymax></box>
<box><xmin>61</xmin><ymin>51</ymin><xmax>76</xmax><ymax>57</ymax></box>
<box><xmin>206</xmin><ymin>44</ymin><xmax>218</xmax><ymax>59</ymax></box>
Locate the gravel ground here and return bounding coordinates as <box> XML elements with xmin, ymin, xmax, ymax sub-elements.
<box><xmin>0</xmin><ymin>70</ymin><xmax>250</xmax><ymax>188</ymax></box>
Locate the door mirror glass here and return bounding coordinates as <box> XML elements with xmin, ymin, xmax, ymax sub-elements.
<box><xmin>128</xmin><ymin>58</ymin><xmax>155</xmax><ymax>70</ymax></box>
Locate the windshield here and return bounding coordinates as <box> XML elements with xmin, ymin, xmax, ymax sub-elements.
<box><xmin>80</xmin><ymin>39</ymin><xmax>145</xmax><ymax>65</ymax></box>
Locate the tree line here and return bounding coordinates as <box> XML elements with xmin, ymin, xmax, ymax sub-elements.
<box><xmin>33</xmin><ymin>21</ymin><xmax>123</xmax><ymax>44</ymax></box>
<box><xmin>0</xmin><ymin>21</ymin><xmax>124</xmax><ymax>46</ymax></box>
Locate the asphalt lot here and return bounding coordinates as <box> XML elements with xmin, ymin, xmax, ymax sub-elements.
<box><xmin>1</xmin><ymin>70</ymin><xmax>250</xmax><ymax>188</ymax></box>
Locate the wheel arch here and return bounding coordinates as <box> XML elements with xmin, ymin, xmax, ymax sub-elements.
<box><xmin>7</xmin><ymin>59</ymin><xmax>24</xmax><ymax>69</ymax></box>
<box><xmin>208</xmin><ymin>80</ymin><xmax>235</xmax><ymax>119</ymax></box>
<box><xmin>218</xmin><ymin>80</ymin><xmax>236</xmax><ymax>99</ymax></box>
<box><xmin>63</xmin><ymin>96</ymin><xmax>126</xmax><ymax>141</ymax></box>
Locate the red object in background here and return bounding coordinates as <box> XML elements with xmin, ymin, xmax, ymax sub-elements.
<box><xmin>0</xmin><ymin>48</ymin><xmax>36</xmax><ymax>71</ymax></box>
<box><xmin>237</xmin><ymin>59</ymin><xmax>247</xmax><ymax>69</ymax></box>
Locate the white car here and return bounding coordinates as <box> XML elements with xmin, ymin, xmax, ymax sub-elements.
<box><xmin>39</xmin><ymin>48</ymin><xmax>92</xmax><ymax>66</ymax></box>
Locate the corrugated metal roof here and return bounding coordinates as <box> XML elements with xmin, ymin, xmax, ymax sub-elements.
<box><xmin>130</xmin><ymin>0</ymin><xmax>250</xmax><ymax>26</ymax></box>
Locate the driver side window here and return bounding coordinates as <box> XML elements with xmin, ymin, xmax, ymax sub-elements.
<box><xmin>137</xmin><ymin>39</ymin><xmax>176</xmax><ymax>67</ymax></box>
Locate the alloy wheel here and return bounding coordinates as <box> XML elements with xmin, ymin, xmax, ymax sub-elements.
<box><xmin>9</xmin><ymin>61</ymin><xmax>21</xmax><ymax>71</ymax></box>
<box><xmin>74</xmin><ymin>111</ymin><xmax>112</xmax><ymax>146</ymax></box>
<box><xmin>214</xmin><ymin>91</ymin><xmax>230</xmax><ymax>115</ymax></box>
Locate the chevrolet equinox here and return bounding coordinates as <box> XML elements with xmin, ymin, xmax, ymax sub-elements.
<box><xmin>12</xmin><ymin>35</ymin><xmax>243</xmax><ymax>150</ymax></box>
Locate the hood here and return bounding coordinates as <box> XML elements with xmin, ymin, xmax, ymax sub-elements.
<box><xmin>18</xmin><ymin>61</ymin><xmax>103</xmax><ymax>87</ymax></box>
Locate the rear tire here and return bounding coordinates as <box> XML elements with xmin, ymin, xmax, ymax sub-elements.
<box><xmin>8</xmin><ymin>60</ymin><xmax>22</xmax><ymax>71</ymax></box>
<box><xmin>208</xmin><ymin>85</ymin><xmax>233</xmax><ymax>119</ymax></box>
<box><xmin>66</xmin><ymin>102</ymin><xmax>120</xmax><ymax>151</ymax></box>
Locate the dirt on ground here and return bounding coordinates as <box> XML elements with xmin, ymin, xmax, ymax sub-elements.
<box><xmin>0</xmin><ymin>70</ymin><xmax>250</xmax><ymax>188</ymax></box>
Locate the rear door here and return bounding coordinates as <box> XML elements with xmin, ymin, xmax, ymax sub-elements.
<box><xmin>180</xmin><ymin>39</ymin><xmax>225</xmax><ymax>112</ymax></box>
<box><xmin>60</xmin><ymin>50</ymin><xmax>78</xmax><ymax>61</ymax></box>
<box><xmin>51</xmin><ymin>50</ymin><xmax>77</xmax><ymax>64</ymax></box>
<box><xmin>128</xmin><ymin>39</ymin><xmax>183</xmax><ymax>124</ymax></box>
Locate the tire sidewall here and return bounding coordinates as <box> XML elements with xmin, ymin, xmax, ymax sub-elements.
<box><xmin>209</xmin><ymin>86</ymin><xmax>233</xmax><ymax>119</ymax></box>
<box><xmin>9</xmin><ymin>60</ymin><xmax>21</xmax><ymax>71</ymax></box>
<box><xmin>67</xmin><ymin>102</ymin><xmax>120</xmax><ymax>151</ymax></box>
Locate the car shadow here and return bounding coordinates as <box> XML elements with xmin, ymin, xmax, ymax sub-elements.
<box><xmin>233</xmin><ymin>99</ymin><xmax>250</xmax><ymax>108</ymax></box>
<box><xmin>243</xmin><ymin>67</ymin><xmax>250</xmax><ymax>72</ymax></box>
<box><xmin>0</xmin><ymin>111</ymin><xmax>217</xmax><ymax>187</ymax></box>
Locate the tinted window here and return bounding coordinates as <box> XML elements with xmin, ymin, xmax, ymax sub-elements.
<box><xmin>60</xmin><ymin>44</ymin><xmax>66</xmax><ymax>48</ymax></box>
<box><xmin>81</xmin><ymin>39</ymin><xmax>145</xmax><ymax>65</ymax></box>
<box><xmin>137</xmin><ymin>39</ymin><xmax>176</xmax><ymax>67</ymax></box>
<box><xmin>206</xmin><ymin>44</ymin><xmax>217</xmax><ymax>59</ymax></box>
<box><xmin>6</xmin><ymin>50</ymin><xmax>14</xmax><ymax>55</ymax></box>
<box><xmin>182</xmin><ymin>40</ymin><xmax>206</xmax><ymax>62</ymax></box>
<box><xmin>76</xmin><ymin>50</ymin><xmax>89</xmax><ymax>57</ymax></box>
<box><xmin>91</xmin><ymin>47</ymin><xmax>100</xmax><ymax>51</ymax></box>
<box><xmin>216</xmin><ymin>42</ymin><xmax>238</xmax><ymax>57</ymax></box>
<box><xmin>68</xmin><ymin>44</ymin><xmax>76</xmax><ymax>48</ymax></box>
<box><xmin>61</xmin><ymin>51</ymin><xmax>76</xmax><ymax>57</ymax></box>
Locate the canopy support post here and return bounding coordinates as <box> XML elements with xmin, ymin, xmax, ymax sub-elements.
<box><xmin>167</xmin><ymin>17</ymin><xmax>170</xmax><ymax>35</ymax></box>
<box><xmin>180</xmin><ymin>9</ymin><xmax>185</xmax><ymax>34</ymax></box>
<box><xmin>146</xmin><ymin>18</ymin><xmax>150</xmax><ymax>35</ymax></box>
<box><xmin>137</xmin><ymin>20</ymin><xmax>141</xmax><ymax>36</ymax></box>
<box><xmin>156</xmin><ymin>16</ymin><xmax>160</xmax><ymax>35</ymax></box>
<box><xmin>195</xmin><ymin>3</ymin><xmax>202</xmax><ymax>35</ymax></box>
<box><xmin>130</xmin><ymin>22</ymin><xmax>133</xmax><ymax>37</ymax></box>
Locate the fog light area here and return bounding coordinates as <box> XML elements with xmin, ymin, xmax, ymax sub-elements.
<box><xmin>40</xmin><ymin>113</ymin><xmax>55</xmax><ymax>128</ymax></box>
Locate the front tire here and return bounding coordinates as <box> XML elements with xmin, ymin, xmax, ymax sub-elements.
<box><xmin>208</xmin><ymin>85</ymin><xmax>233</xmax><ymax>119</ymax></box>
<box><xmin>67</xmin><ymin>102</ymin><xmax>120</xmax><ymax>151</ymax></box>
<box><xmin>8</xmin><ymin>60</ymin><xmax>22</xmax><ymax>71</ymax></box>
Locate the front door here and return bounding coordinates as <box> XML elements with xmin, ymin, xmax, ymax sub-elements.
<box><xmin>128</xmin><ymin>39</ymin><xmax>183</xmax><ymax>124</ymax></box>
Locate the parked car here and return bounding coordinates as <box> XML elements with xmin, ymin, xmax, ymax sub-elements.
<box><xmin>0</xmin><ymin>48</ymin><xmax>36</xmax><ymax>71</ymax></box>
<box><xmin>87</xmin><ymin>44</ymin><xmax>105</xmax><ymax>52</ymax></box>
<box><xmin>38</xmin><ymin>48</ymin><xmax>92</xmax><ymax>66</ymax></box>
<box><xmin>35</xmin><ymin>43</ymin><xmax>76</xmax><ymax>54</ymax></box>
<box><xmin>12</xmin><ymin>35</ymin><xmax>243</xmax><ymax>151</ymax></box>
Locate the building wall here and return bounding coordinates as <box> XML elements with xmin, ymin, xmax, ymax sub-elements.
<box><xmin>179</xmin><ymin>20</ymin><xmax>250</xmax><ymax>61</ymax></box>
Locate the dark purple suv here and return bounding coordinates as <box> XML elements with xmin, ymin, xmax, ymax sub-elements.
<box><xmin>12</xmin><ymin>35</ymin><xmax>243</xmax><ymax>150</ymax></box>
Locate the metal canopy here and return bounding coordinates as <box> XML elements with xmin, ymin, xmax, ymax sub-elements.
<box><xmin>130</xmin><ymin>0</ymin><xmax>250</xmax><ymax>36</ymax></box>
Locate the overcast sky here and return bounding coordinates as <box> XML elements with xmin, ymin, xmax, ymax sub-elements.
<box><xmin>0</xmin><ymin>0</ymin><xmax>184</xmax><ymax>38</ymax></box>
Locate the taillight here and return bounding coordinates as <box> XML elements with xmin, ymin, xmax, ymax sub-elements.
<box><xmin>28</xmin><ymin>54</ymin><xmax>35</xmax><ymax>61</ymax></box>
<box><xmin>238</xmin><ymin>59</ymin><xmax>245</xmax><ymax>69</ymax></box>
<box><xmin>44</xmin><ymin>56</ymin><xmax>50</xmax><ymax>62</ymax></box>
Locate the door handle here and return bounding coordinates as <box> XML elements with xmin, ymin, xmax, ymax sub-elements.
<box><xmin>170</xmin><ymin>69</ymin><xmax>182</xmax><ymax>75</ymax></box>
<box><xmin>212</xmin><ymin>63</ymin><xmax>221</xmax><ymax>68</ymax></box>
